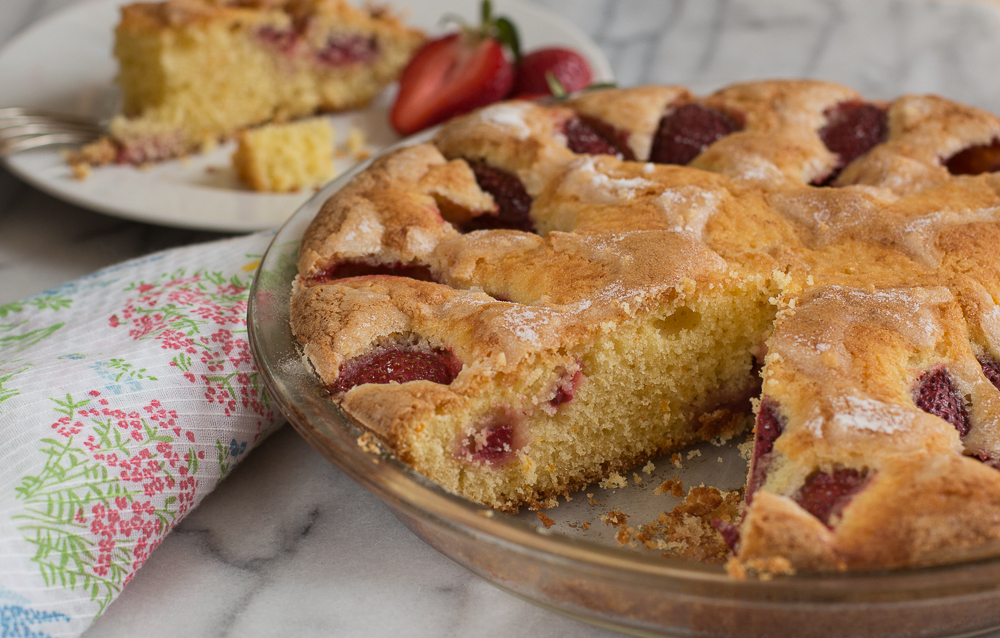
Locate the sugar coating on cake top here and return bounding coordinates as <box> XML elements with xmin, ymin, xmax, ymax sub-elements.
<box><xmin>232</xmin><ymin>117</ymin><xmax>334</xmax><ymax>192</ymax></box>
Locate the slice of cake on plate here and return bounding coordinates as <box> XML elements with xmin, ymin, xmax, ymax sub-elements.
<box><xmin>70</xmin><ymin>0</ymin><xmax>423</xmax><ymax>167</ymax></box>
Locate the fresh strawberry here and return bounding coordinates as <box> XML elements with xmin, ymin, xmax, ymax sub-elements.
<box><xmin>512</xmin><ymin>47</ymin><xmax>593</xmax><ymax>98</ymax></box>
<box><xmin>390</xmin><ymin>1</ymin><xmax>519</xmax><ymax>136</ymax></box>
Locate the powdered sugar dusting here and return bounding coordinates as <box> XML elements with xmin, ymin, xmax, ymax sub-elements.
<box><xmin>404</xmin><ymin>226</ymin><xmax>437</xmax><ymax>257</ymax></box>
<box><xmin>477</xmin><ymin>103</ymin><xmax>533</xmax><ymax>139</ymax></box>
<box><xmin>655</xmin><ymin>186</ymin><xmax>722</xmax><ymax>237</ymax></box>
<box><xmin>895</xmin><ymin>206</ymin><xmax>1000</xmax><ymax>268</ymax></box>
<box><xmin>832</xmin><ymin>395</ymin><xmax>914</xmax><ymax>434</ymax></box>
<box><xmin>335</xmin><ymin>209</ymin><xmax>385</xmax><ymax>256</ymax></box>
<box><xmin>773</xmin><ymin>285</ymin><xmax>950</xmax><ymax>381</ymax></box>
<box><xmin>503</xmin><ymin>307</ymin><xmax>546</xmax><ymax>345</ymax></box>
<box><xmin>564</xmin><ymin>156</ymin><xmax>656</xmax><ymax>204</ymax></box>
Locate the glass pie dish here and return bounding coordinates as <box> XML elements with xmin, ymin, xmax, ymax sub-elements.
<box><xmin>247</xmin><ymin>131</ymin><xmax>1000</xmax><ymax>638</ymax></box>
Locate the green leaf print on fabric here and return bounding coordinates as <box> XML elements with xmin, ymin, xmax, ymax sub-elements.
<box><xmin>0</xmin><ymin>322</ymin><xmax>65</xmax><ymax>357</ymax></box>
<box><xmin>14</xmin><ymin>392</ymin><xmax>203</xmax><ymax>614</ymax></box>
<box><xmin>0</xmin><ymin>295</ymin><xmax>73</xmax><ymax>318</ymax></box>
<box><xmin>0</xmin><ymin>365</ymin><xmax>29</xmax><ymax>405</ymax></box>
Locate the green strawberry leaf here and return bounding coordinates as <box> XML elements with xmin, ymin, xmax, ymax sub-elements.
<box><xmin>585</xmin><ymin>82</ymin><xmax>619</xmax><ymax>91</ymax></box>
<box><xmin>494</xmin><ymin>17</ymin><xmax>521</xmax><ymax>61</ymax></box>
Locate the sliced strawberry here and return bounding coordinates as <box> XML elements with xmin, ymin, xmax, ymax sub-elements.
<box><xmin>390</xmin><ymin>1</ymin><xmax>520</xmax><ymax>136</ymax></box>
<box><xmin>391</xmin><ymin>34</ymin><xmax>513</xmax><ymax>136</ymax></box>
<box><xmin>512</xmin><ymin>47</ymin><xmax>593</xmax><ymax>97</ymax></box>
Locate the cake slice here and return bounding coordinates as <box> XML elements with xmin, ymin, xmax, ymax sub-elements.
<box><xmin>71</xmin><ymin>0</ymin><xmax>423</xmax><ymax>166</ymax></box>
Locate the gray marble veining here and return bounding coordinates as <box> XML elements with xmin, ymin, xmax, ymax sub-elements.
<box><xmin>6</xmin><ymin>1</ymin><xmax>1000</xmax><ymax>636</ymax></box>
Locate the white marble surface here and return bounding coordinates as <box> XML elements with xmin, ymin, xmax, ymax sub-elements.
<box><xmin>8</xmin><ymin>0</ymin><xmax>1000</xmax><ymax>636</ymax></box>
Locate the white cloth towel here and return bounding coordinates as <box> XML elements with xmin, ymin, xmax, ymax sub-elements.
<box><xmin>0</xmin><ymin>231</ymin><xmax>284</xmax><ymax>637</ymax></box>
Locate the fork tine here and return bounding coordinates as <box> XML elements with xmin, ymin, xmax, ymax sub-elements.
<box><xmin>0</xmin><ymin>121</ymin><xmax>103</xmax><ymax>138</ymax></box>
<box><xmin>0</xmin><ymin>116</ymin><xmax>101</xmax><ymax>129</ymax></box>
<box><xmin>0</xmin><ymin>107</ymin><xmax>99</xmax><ymax>128</ymax></box>
<box><xmin>0</xmin><ymin>132</ymin><xmax>98</xmax><ymax>157</ymax></box>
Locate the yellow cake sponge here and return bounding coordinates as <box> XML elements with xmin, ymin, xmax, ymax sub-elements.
<box><xmin>232</xmin><ymin>118</ymin><xmax>335</xmax><ymax>192</ymax></box>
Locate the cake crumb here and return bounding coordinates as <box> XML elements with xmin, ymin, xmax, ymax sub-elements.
<box><xmin>718</xmin><ymin>456</ymin><xmax>724</xmax><ymax>463</ymax></box>
<box><xmin>71</xmin><ymin>162</ymin><xmax>91</xmax><ymax>180</ymax></box>
<box><xmin>710</xmin><ymin>432</ymin><xmax>735</xmax><ymax>446</ymax></box>
<box><xmin>642</xmin><ymin>461</ymin><xmax>656</xmax><ymax>474</ymax></box>
<box><xmin>603</xmin><ymin>509</ymin><xmax>628</xmax><ymax>526</ymax></box>
<box><xmin>632</xmin><ymin>472</ymin><xmax>643</xmax><ymax>484</ymax></box>
<box><xmin>738</xmin><ymin>556</ymin><xmax>796</xmax><ymax>578</ymax></box>
<box><xmin>599</xmin><ymin>472</ymin><xmax>628</xmax><ymax>489</ymax></box>
<box><xmin>634</xmin><ymin>486</ymin><xmax>744</xmax><ymax>563</ymax></box>
<box><xmin>586</xmin><ymin>493</ymin><xmax>594</xmax><ymax>499</ymax></box>
<box><xmin>686</xmin><ymin>448</ymin><xmax>702</xmax><ymax>460</ymax></box>
<box><xmin>356</xmin><ymin>432</ymin><xmax>379</xmax><ymax>454</ymax></box>
<box><xmin>345</xmin><ymin>125</ymin><xmax>371</xmax><ymax>160</ymax></box>
<box><xmin>537</xmin><ymin>512</ymin><xmax>556</xmax><ymax>528</ymax></box>
<box><xmin>670</xmin><ymin>453</ymin><xmax>683</xmax><ymax>469</ymax></box>
<box><xmin>655</xmin><ymin>476</ymin><xmax>684</xmax><ymax>497</ymax></box>
<box><xmin>726</xmin><ymin>557</ymin><xmax>748</xmax><ymax>580</ymax></box>
<box><xmin>738</xmin><ymin>440</ymin><xmax>754</xmax><ymax>461</ymax></box>
<box><xmin>603</xmin><ymin>509</ymin><xmax>633</xmax><ymax>545</ymax></box>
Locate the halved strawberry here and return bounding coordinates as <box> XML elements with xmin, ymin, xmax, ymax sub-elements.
<box><xmin>512</xmin><ymin>48</ymin><xmax>593</xmax><ymax>98</ymax></box>
<box><xmin>390</xmin><ymin>1</ymin><xmax>519</xmax><ymax>136</ymax></box>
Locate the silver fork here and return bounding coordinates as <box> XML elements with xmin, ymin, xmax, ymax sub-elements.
<box><xmin>0</xmin><ymin>108</ymin><xmax>104</xmax><ymax>157</ymax></box>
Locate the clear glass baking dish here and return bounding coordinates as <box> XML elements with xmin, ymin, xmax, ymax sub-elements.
<box><xmin>248</xmin><ymin>132</ymin><xmax>1000</xmax><ymax>638</ymax></box>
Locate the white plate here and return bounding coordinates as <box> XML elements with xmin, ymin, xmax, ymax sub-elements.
<box><xmin>0</xmin><ymin>0</ymin><xmax>613</xmax><ymax>233</ymax></box>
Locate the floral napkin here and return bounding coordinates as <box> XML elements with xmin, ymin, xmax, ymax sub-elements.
<box><xmin>0</xmin><ymin>231</ymin><xmax>285</xmax><ymax>638</ymax></box>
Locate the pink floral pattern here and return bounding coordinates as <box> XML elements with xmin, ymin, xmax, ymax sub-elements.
<box><xmin>4</xmin><ymin>240</ymin><xmax>282</xmax><ymax>628</ymax></box>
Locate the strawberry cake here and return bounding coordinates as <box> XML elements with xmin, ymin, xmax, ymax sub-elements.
<box><xmin>290</xmin><ymin>80</ymin><xmax>1000</xmax><ymax>573</ymax></box>
<box><xmin>70</xmin><ymin>0</ymin><xmax>423</xmax><ymax>167</ymax></box>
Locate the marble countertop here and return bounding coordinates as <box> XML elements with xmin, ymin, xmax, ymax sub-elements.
<box><xmin>7</xmin><ymin>1</ymin><xmax>1000</xmax><ymax>636</ymax></box>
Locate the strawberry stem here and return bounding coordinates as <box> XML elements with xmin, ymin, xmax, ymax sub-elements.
<box><xmin>545</xmin><ymin>72</ymin><xmax>568</xmax><ymax>99</ymax></box>
<box><xmin>433</xmin><ymin>1</ymin><xmax>521</xmax><ymax>62</ymax></box>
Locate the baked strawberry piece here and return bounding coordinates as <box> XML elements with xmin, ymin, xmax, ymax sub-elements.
<box><xmin>648</xmin><ymin>103</ymin><xmax>741</xmax><ymax>165</ymax></box>
<box><xmin>334</xmin><ymin>344</ymin><xmax>463</xmax><ymax>393</ymax></box>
